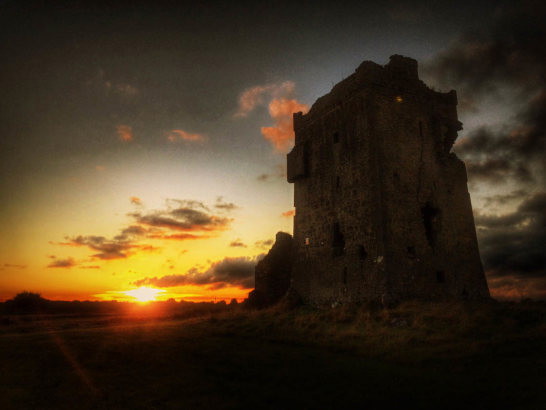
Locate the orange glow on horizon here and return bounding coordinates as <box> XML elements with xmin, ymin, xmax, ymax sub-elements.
<box><xmin>123</xmin><ymin>287</ymin><xmax>165</xmax><ymax>302</ymax></box>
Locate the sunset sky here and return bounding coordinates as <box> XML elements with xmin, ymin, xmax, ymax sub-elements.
<box><xmin>1</xmin><ymin>1</ymin><xmax>544</xmax><ymax>302</ymax></box>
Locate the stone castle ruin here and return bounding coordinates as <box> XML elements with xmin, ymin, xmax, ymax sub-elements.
<box><xmin>251</xmin><ymin>55</ymin><xmax>490</xmax><ymax>307</ymax></box>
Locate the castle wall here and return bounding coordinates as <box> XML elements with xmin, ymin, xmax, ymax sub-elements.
<box><xmin>288</xmin><ymin>55</ymin><xmax>489</xmax><ymax>305</ymax></box>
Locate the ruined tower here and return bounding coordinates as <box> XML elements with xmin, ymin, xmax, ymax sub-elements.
<box><xmin>287</xmin><ymin>55</ymin><xmax>489</xmax><ymax>305</ymax></box>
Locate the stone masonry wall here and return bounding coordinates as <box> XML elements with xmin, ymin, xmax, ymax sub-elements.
<box><xmin>287</xmin><ymin>55</ymin><xmax>490</xmax><ymax>305</ymax></box>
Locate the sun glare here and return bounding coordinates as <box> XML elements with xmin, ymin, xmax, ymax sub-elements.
<box><xmin>123</xmin><ymin>287</ymin><xmax>165</xmax><ymax>302</ymax></box>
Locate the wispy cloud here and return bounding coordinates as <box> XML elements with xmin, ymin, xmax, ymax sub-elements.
<box><xmin>166</xmin><ymin>129</ymin><xmax>205</xmax><ymax>142</ymax></box>
<box><xmin>2</xmin><ymin>263</ymin><xmax>27</xmax><ymax>269</ymax></box>
<box><xmin>254</xmin><ymin>238</ymin><xmax>273</xmax><ymax>249</ymax></box>
<box><xmin>257</xmin><ymin>164</ymin><xmax>286</xmax><ymax>182</ymax></box>
<box><xmin>234</xmin><ymin>81</ymin><xmax>295</xmax><ymax>118</ymax></box>
<box><xmin>63</xmin><ymin>236</ymin><xmax>141</xmax><ymax>260</ymax></box>
<box><xmin>281</xmin><ymin>209</ymin><xmax>295</xmax><ymax>218</ymax></box>
<box><xmin>51</xmin><ymin>198</ymin><xmax>237</xmax><ymax>261</ymax></box>
<box><xmin>134</xmin><ymin>255</ymin><xmax>263</xmax><ymax>290</ymax></box>
<box><xmin>47</xmin><ymin>258</ymin><xmax>77</xmax><ymax>268</ymax></box>
<box><xmin>116</xmin><ymin>124</ymin><xmax>133</xmax><ymax>142</ymax></box>
<box><xmin>214</xmin><ymin>196</ymin><xmax>239</xmax><ymax>212</ymax></box>
<box><xmin>130</xmin><ymin>196</ymin><xmax>142</xmax><ymax>205</ymax></box>
<box><xmin>229</xmin><ymin>239</ymin><xmax>247</xmax><ymax>248</ymax></box>
<box><xmin>87</xmin><ymin>69</ymin><xmax>139</xmax><ymax>99</ymax></box>
<box><xmin>235</xmin><ymin>81</ymin><xmax>308</xmax><ymax>152</ymax></box>
<box><xmin>261</xmin><ymin>98</ymin><xmax>309</xmax><ymax>152</ymax></box>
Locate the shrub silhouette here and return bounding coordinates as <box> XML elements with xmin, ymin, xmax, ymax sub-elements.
<box><xmin>7</xmin><ymin>291</ymin><xmax>48</xmax><ymax>313</ymax></box>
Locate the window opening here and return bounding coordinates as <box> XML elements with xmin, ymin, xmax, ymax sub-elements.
<box><xmin>358</xmin><ymin>245</ymin><xmax>368</xmax><ymax>261</ymax></box>
<box><xmin>436</xmin><ymin>271</ymin><xmax>445</xmax><ymax>283</ymax></box>
<box><xmin>332</xmin><ymin>222</ymin><xmax>345</xmax><ymax>257</ymax></box>
<box><xmin>421</xmin><ymin>202</ymin><xmax>440</xmax><ymax>249</ymax></box>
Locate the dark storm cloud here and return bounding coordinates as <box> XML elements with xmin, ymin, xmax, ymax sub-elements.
<box><xmin>134</xmin><ymin>255</ymin><xmax>263</xmax><ymax>290</ymax></box>
<box><xmin>425</xmin><ymin>1</ymin><xmax>546</xmax><ymax>184</ymax></box>
<box><xmin>475</xmin><ymin>192</ymin><xmax>546</xmax><ymax>280</ymax></box>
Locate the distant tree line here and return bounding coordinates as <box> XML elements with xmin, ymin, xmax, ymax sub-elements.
<box><xmin>0</xmin><ymin>291</ymin><xmax>240</xmax><ymax>316</ymax></box>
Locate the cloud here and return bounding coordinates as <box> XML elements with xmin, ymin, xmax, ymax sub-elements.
<box><xmin>3</xmin><ymin>263</ymin><xmax>26</xmax><ymax>269</ymax></box>
<box><xmin>166</xmin><ymin>129</ymin><xmax>205</xmax><ymax>142</ymax></box>
<box><xmin>387</xmin><ymin>2</ymin><xmax>431</xmax><ymax>23</ymax></box>
<box><xmin>260</xmin><ymin>98</ymin><xmax>309</xmax><ymax>152</ymax></box>
<box><xmin>147</xmin><ymin>233</ymin><xmax>205</xmax><ymax>241</ymax></box>
<box><xmin>130</xmin><ymin>199</ymin><xmax>233</xmax><ymax>239</ymax></box>
<box><xmin>281</xmin><ymin>209</ymin><xmax>295</xmax><ymax>218</ymax></box>
<box><xmin>52</xmin><ymin>198</ymin><xmax>237</xmax><ymax>262</ymax></box>
<box><xmin>130</xmin><ymin>196</ymin><xmax>142</xmax><ymax>205</ymax></box>
<box><xmin>235</xmin><ymin>81</ymin><xmax>308</xmax><ymax>152</ymax></box>
<box><xmin>114</xmin><ymin>83</ymin><xmax>139</xmax><ymax>98</ymax></box>
<box><xmin>66</xmin><ymin>236</ymin><xmax>136</xmax><ymax>260</ymax></box>
<box><xmin>234</xmin><ymin>81</ymin><xmax>295</xmax><ymax>118</ymax></box>
<box><xmin>424</xmin><ymin>2</ymin><xmax>546</xmax><ymax>185</ymax></box>
<box><xmin>483</xmin><ymin>189</ymin><xmax>528</xmax><ymax>208</ymax></box>
<box><xmin>254</xmin><ymin>238</ymin><xmax>273</xmax><ymax>249</ymax></box>
<box><xmin>134</xmin><ymin>255</ymin><xmax>263</xmax><ymax>290</ymax></box>
<box><xmin>87</xmin><ymin>69</ymin><xmax>139</xmax><ymax>99</ymax></box>
<box><xmin>256</xmin><ymin>164</ymin><xmax>286</xmax><ymax>182</ymax></box>
<box><xmin>47</xmin><ymin>258</ymin><xmax>76</xmax><ymax>268</ymax></box>
<box><xmin>134</xmin><ymin>209</ymin><xmax>230</xmax><ymax>232</ymax></box>
<box><xmin>487</xmin><ymin>275</ymin><xmax>546</xmax><ymax>301</ymax></box>
<box><xmin>229</xmin><ymin>239</ymin><xmax>247</xmax><ymax>248</ymax></box>
<box><xmin>116</xmin><ymin>124</ymin><xmax>133</xmax><ymax>142</ymax></box>
<box><xmin>214</xmin><ymin>196</ymin><xmax>239</xmax><ymax>211</ymax></box>
<box><xmin>475</xmin><ymin>192</ymin><xmax>545</xmax><ymax>285</ymax></box>
<box><xmin>115</xmin><ymin>225</ymin><xmax>149</xmax><ymax>241</ymax></box>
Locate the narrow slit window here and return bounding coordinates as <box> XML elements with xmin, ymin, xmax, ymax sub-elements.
<box><xmin>436</xmin><ymin>271</ymin><xmax>445</xmax><ymax>283</ymax></box>
<box><xmin>332</xmin><ymin>222</ymin><xmax>345</xmax><ymax>257</ymax></box>
<box><xmin>421</xmin><ymin>203</ymin><xmax>440</xmax><ymax>249</ymax></box>
<box><xmin>358</xmin><ymin>245</ymin><xmax>368</xmax><ymax>261</ymax></box>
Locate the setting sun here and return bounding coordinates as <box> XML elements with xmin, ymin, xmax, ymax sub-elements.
<box><xmin>123</xmin><ymin>287</ymin><xmax>165</xmax><ymax>302</ymax></box>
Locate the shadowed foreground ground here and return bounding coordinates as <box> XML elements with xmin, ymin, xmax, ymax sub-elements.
<box><xmin>1</xmin><ymin>301</ymin><xmax>545</xmax><ymax>409</ymax></box>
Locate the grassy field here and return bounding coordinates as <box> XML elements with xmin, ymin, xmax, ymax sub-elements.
<box><xmin>1</xmin><ymin>300</ymin><xmax>545</xmax><ymax>409</ymax></box>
